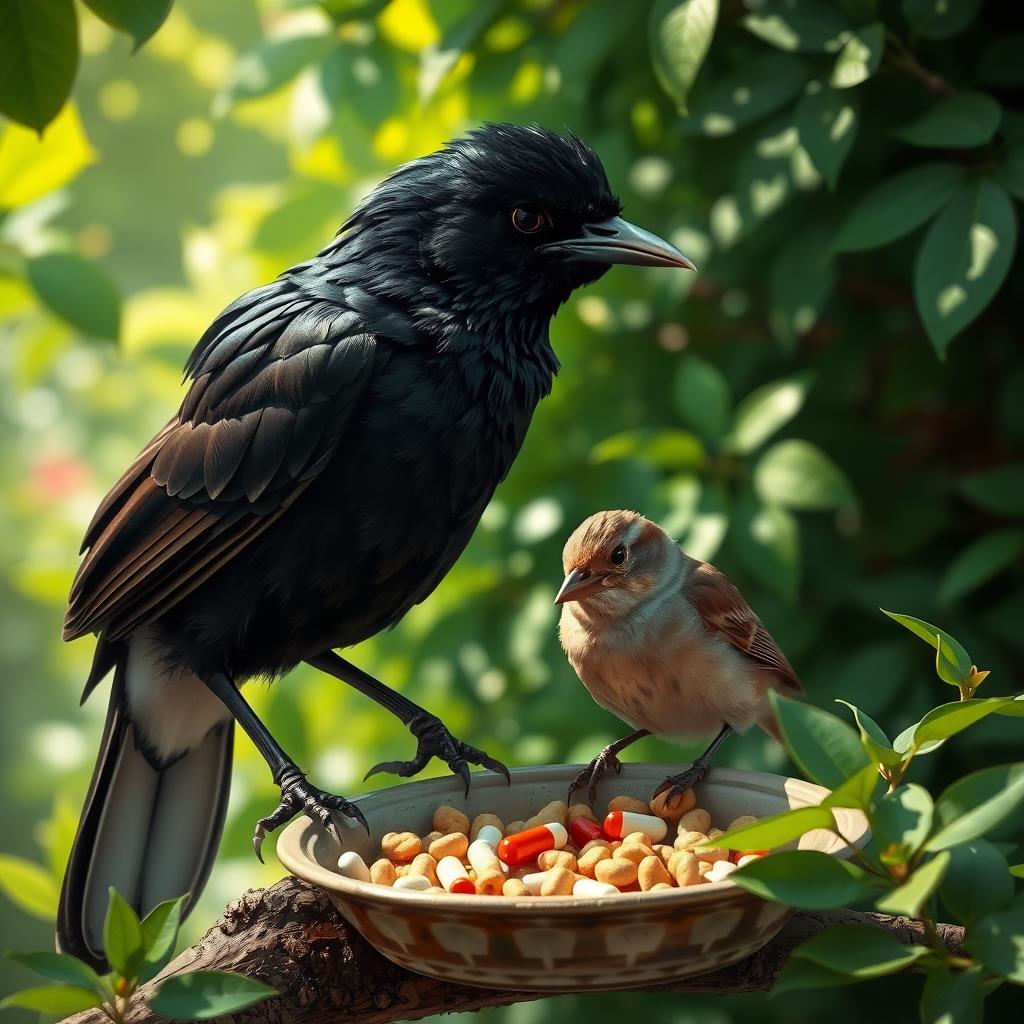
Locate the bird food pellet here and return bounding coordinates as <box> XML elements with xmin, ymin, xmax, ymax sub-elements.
<box><xmin>607</xmin><ymin>795</ymin><xmax>650</xmax><ymax>815</ymax></box>
<box><xmin>677</xmin><ymin>809</ymin><xmax>712</xmax><ymax>835</ymax></box>
<box><xmin>381</xmin><ymin>831</ymin><xmax>421</xmax><ymax>862</ymax></box>
<box><xmin>433</xmin><ymin>806</ymin><xmax>470</xmax><ymax>835</ymax></box>
<box><xmin>650</xmin><ymin>788</ymin><xmax>696</xmax><ymax>820</ymax></box>
<box><xmin>428</xmin><ymin>832</ymin><xmax>469</xmax><ymax>861</ymax></box>
<box><xmin>470</xmin><ymin>813</ymin><xmax>504</xmax><ymax>839</ymax></box>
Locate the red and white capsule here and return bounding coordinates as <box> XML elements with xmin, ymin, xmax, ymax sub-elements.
<box><xmin>603</xmin><ymin>810</ymin><xmax>668</xmax><ymax>844</ymax></box>
<box><xmin>496</xmin><ymin>823</ymin><xmax>568</xmax><ymax>867</ymax></box>
<box><xmin>436</xmin><ymin>855</ymin><xmax>476</xmax><ymax>894</ymax></box>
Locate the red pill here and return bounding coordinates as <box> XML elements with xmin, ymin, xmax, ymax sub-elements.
<box><xmin>569</xmin><ymin>815</ymin><xmax>604</xmax><ymax>848</ymax></box>
<box><xmin>497</xmin><ymin>823</ymin><xmax>568</xmax><ymax>867</ymax></box>
<box><xmin>603</xmin><ymin>810</ymin><xmax>668</xmax><ymax>843</ymax></box>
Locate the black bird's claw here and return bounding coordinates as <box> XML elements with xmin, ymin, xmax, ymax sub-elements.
<box><xmin>253</xmin><ymin>765</ymin><xmax>368</xmax><ymax>863</ymax></box>
<box><xmin>568</xmin><ymin>747</ymin><xmax>625</xmax><ymax>805</ymax></box>
<box><xmin>652</xmin><ymin>756</ymin><xmax>712</xmax><ymax>805</ymax></box>
<box><xmin>364</xmin><ymin>711</ymin><xmax>511</xmax><ymax>794</ymax></box>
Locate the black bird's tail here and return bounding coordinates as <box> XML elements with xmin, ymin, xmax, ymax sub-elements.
<box><xmin>57</xmin><ymin>646</ymin><xmax>233</xmax><ymax>970</ymax></box>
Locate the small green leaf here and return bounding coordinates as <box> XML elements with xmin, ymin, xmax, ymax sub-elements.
<box><xmin>771</xmin><ymin>692</ymin><xmax>871</xmax><ymax>789</ymax></box>
<box><xmin>0</xmin><ymin>854</ymin><xmax>59</xmax><ymax>920</ymax></box>
<box><xmin>822</xmin><ymin>763</ymin><xmax>883</xmax><ymax>811</ymax></box>
<box><xmin>914</xmin><ymin>179</ymin><xmax>1017</xmax><ymax>357</ymax></box>
<box><xmin>590</xmin><ymin>429</ymin><xmax>705</xmax><ymax>471</ymax></box>
<box><xmin>911</xmin><ymin>699</ymin><xmax>1017</xmax><ymax>747</ymax></box>
<box><xmin>104</xmin><ymin>888</ymin><xmax>144</xmax><ymax>980</ymax></box>
<box><xmin>920</xmin><ymin>966</ymin><xmax>983</xmax><ymax>1024</ymax></box>
<box><xmin>894</xmin><ymin>93</ymin><xmax>1002</xmax><ymax>149</ymax></box>
<box><xmin>731</xmin><ymin>491</ymin><xmax>800</xmax><ymax>604</ymax></box>
<box><xmin>727</xmin><ymin>375</ymin><xmax>810</xmax><ymax>454</ymax></box>
<box><xmin>830</xmin><ymin>22</ymin><xmax>883</xmax><ymax>89</ymax></box>
<box><xmin>994</xmin><ymin>143</ymin><xmax>1024</xmax><ymax>202</ymax></box>
<box><xmin>139</xmin><ymin>895</ymin><xmax>188</xmax><ymax>982</ymax></box>
<box><xmin>793</xmin><ymin>923</ymin><xmax>930</xmax><ymax>978</ymax></box>
<box><xmin>149</xmin><ymin>970</ymin><xmax>277</xmax><ymax>1020</ymax></box>
<box><xmin>672</xmin><ymin>353</ymin><xmax>730</xmax><ymax>438</ymax></box>
<box><xmin>939</xmin><ymin>530</ymin><xmax>1024</xmax><ymax>604</ymax></box>
<box><xmin>0</xmin><ymin>0</ymin><xmax>78</xmax><ymax>132</ymax></box>
<box><xmin>26</xmin><ymin>252</ymin><xmax>121</xmax><ymax>341</ymax></box>
<box><xmin>82</xmin><ymin>0</ymin><xmax>171</xmax><ymax>48</ymax></box>
<box><xmin>8</xmin><ymin>952</ymin><xmax>103</xmax><ymax>992</ymax></box>
<box><xmin>732</xmin><ymin>850</ymin><xmax>875</xmax><ymax>909</ymax></box>
<box><xmin>1010</xmin><ymin>864</ymin><xmax>1024</xmax><ymax>879</ymax></box>
<box><xmin>832</xmin><ymin>163</ymin><xmax>965</xmax><ymax>253</ymax></box>
<box><xmin>700</xmin><ymin>805</ymin><xmax>835</xmax><ymax>853</ymax></box>
<box><xmin>872</xmin><ymin>784</ymin><xmax>933</xmax><ymax>864</ymax></box>
<box><xmin>940</xmin><ymin>840</ymin><xmax>1015</xmax><ymax>924</ymax></box>
<box><xmin>875</xmin><ymin>850</ymin><xmax>949</xmax><ymax>916</ymax></box>
<box><xmin>966</xmin><ymin>908</ymin><xmax>1024</xmax><ymax>983</ymax></box>
<box><xmin>767</xmin><ymin>224</ymin><xmax>834</xmax><ymax>350</ymax></box>
<box><xmin>742</xmin><ymin>0</ymin><xmax>851</xmax><ymax>53</ymax></box>
<box><xmin>649</xmin><ymin>0</ymin><xmax>719</xmax><ymax>115</ymax></box>
<box><xmin>755</xmin><ymin>439</ymin><xmax>853</xmax><ymax>510</ymax></box>
<box><xmin>0</xmin><ymin>986</ymin><xmax>103</xmax><ymax>1014</ymax></box>
<box><xmin>796</xmin><ymin>82</ymin><xmax>859</xmax><ymax>190</ymax></box>
<box><xmin>881</xmin><ymin>609</ymin><xmax>972</xmax><ymax>687</ymax></box>
<box><xmin>835</xmin><ymin>700</ymin><xmax>902</xmax><ymax>768</ymax></box>
<box><xmin>926</xmin><ymin>763</ymin><xmax>1024</xmax><ymax>851</ymax></box>
<box><xmin>770</xmin><ymin>957</ymin><xmax>853</xmax><ymax>996</ymax></box>
<box><xmin>959</xmin><ymin>463</ymin><xmax>1024</xmax><ymax>517</ymax></box>
<box><xmin>902</xmin><ymin>0</ymin><xmax>981</xmax><ymax>40</ymax></box>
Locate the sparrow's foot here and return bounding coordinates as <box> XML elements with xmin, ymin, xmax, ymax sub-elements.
<box><xmin>569</xmin><ymin>746</ymin><xmax>626</xmax><ymax>805</ymax></box>
<box><xmin>364</xmin><ymin>710</ymin><xmax>510</xmax><ymax>793</ymax></box>
<box><xmin>253</xmin><ymin>765</ymin><xmax>368</xmax><ymax>862</ymax></box>
<box><xmin>653</xmin><ymin>755</ymin><xmax>712</xmax><ymax>805</ymax></box>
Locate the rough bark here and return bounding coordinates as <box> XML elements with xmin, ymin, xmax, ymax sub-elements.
<box><xmin>65</xmin><ymin>877</ymin><xmax>965</xmax><ymax>1024</ymax></box>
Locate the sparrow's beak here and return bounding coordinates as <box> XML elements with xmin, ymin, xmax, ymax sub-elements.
<box><xmin>539</xmin><ymin>215</ymin><xmax>697</xmax><ymax>270</ymax></box>
<box><xmin>554</xmin><ymin>567</ymin><xmax>603</xmax><ymax>605</ymax></box>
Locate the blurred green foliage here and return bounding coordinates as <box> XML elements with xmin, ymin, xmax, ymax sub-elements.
<box><xmin>1</xmin><ymin>0</ymin><xmax>1022</xmax><ymax>1021</ymax></box>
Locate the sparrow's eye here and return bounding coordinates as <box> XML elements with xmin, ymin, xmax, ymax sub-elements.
<box><xmin>512</xmin><ymin>207</ymin><xmax>546</xmax><ymax>234</ymax></box>
<box><xmin>610</xmin><ymin>544</ymin><xmax>627</xmax><ymax>566</ymax></box>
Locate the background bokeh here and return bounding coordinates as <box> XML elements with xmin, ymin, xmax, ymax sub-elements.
<box><xmin>1</xmin><ymin>1</ymin><xmax>1022</xmax><ymax>1021</ymax></box>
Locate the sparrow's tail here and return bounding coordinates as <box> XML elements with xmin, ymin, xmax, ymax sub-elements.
<box><xmin>57</xmin><ymin>643</ymin><xmax>233</xmax><ymax>971</ymax></box>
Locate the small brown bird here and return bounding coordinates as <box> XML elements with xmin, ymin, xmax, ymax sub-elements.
<box><xmin>556</xmin><ymin>510</ymin><xmax>801</xmax><ymax>802</ymax></box>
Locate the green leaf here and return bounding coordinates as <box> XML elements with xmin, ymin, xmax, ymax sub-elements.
<box><xmin>793</xmin><ymin>923</ymin><xmax>930</xmax><ymax>978</ymax></box>
<box><xmin>26</xmin><ymin>252</ymin><xmax>121</xmax><ymax>342</ymax></box>
<box><xmin>139</xmin><ymin>895</ymin><xmax>187</xmax><ymax>982</ymax></box>
<box><xmin>902</xmin><ymin>0</ymin><xmax>981</xmax><ymax>40</ymax></box>
<box><xmin>771</xmin><ymin>692</ymin><xmax>871</xmax><ymax>789</ymax></box>
<box><xmin>910</xmin><ymin>699</ymin><xmax>1017</xmax><ymax>748</ymax></box>
<box><xmin>727</xmin><ymin>375</ymin><xmax>810</xmax><ymax>453</ymax></box>
<box><xmin>104</xmin><ymin>888</ymin><xmax>144</xmax><ymax>980</ymax></box>
<box><xmin>894</xmin><ymin>93</ymin><xmax>1002</xmax><ymax>149</ymax></box>
<box><xmin>830</xmin><ymin>22</ymin><xmax>884</xmax><ymax>89</ymax></box>
<box><xmin>732</xmin><ymin>850</ymin><xmax>875</xmax><ymax>909</ymax></box>
<box><xmin>1010</xmin><ymin>864</ymin><xmax>1024</xmax><ymax>879</ymax></box>
<box><xmin>649</xmin><ymin>0</ymin><xmax>719</xmax><ymax>115</ymax></box>
<box><xmin>684</xmin><ymin>53</ymin><xmax>807</xmax><ymax>137</ymax></box>
<box><xmin>966</xmin><ymin>908</ymin><xmax>1024</xmax><ymax>983</ymax></box>
<box><xmin>920</xmin><ymin>966</ymin><xmax>984</xmax><ymax>1024</ymax></box>
<box><xmin>672</xmin><ymin>353</ymin><xmax>730</xmax><ymax>438</ymax></box>
<box><xmin>835</xmin><ymin>700</ymin><xmax>902</xmax><ymax>768</ymax></box>
<box><xmin>875</xmin><ymin>850</ymin><xmax>949</xmax><ymax>916</ymax></box>
<box><xmin>417</xmin><ymin>0</ymin><xmax>504</xmax><ymax>102</ymax></box>
<box><xmin>939</xmin><ymin>530</ymin><xmax>1024</xmax><ymax>604</ymax></box>
<box><xmin>832</xmin><ymin>163</ymin><xmax>965</xmax><ymax>253</ymax></box>
<box><xmin>822</xmin><ymin>763</ymin><xmax>883</xmax><ymax>811</ymax></box>
<box><xmin>743</xmin><ymin>0</ymin><xmax>851</xmax><ymax>53</ymax></box>
<box><xmin>767</xmin><ymin>223</ymin><xmax>835</xmax><ymax>350</ymax></box>
<box><xmin>979</xmin><ymin>35</ymin><xmax>1024</xmax><ymax>89</ymax></box>
<box><xmin>0</xmin><ymin>986</ymin><xmax>103</xmax><ymax>1015</ymax></box>
<box><xmin>914</xmin><ymin>179</ymin><xmax>1017</xmax><ymax>357</ymax></box>
<box><xmin>82</xmin><ymin>0</ymin><xmax>171</xmax><ymax>48</ymax></box>
<box><xmin>994</xmin><ymin>144</ymin><xmax>1024</xmax><ymax>202</ymax></box>
<box><xmin>591</xmin><ymin>428</ymin><xmax>705</xmax><ymax>471</ymax></box>
<box><xmin>8</xmin><ymin>952</ymin><xmax>103</xmax><ymax>992</ymax></box>
<box><xmin>701</xmin><ymin>805</ymin><xmax>835</xmax><ymax>853</ymax></box>
<box><xmin>149</xmin><ymin>970</ymin><xmax>277</xmax><ymax>1020</ymax></box>
<box><xmin>0</xmin><ymin>0</ymin><xmax>78</xmax><ymax>132</ymax></box>
<box><xmin>959</xmin><ymin>463</ymin><xmax>1024</xmax><ymax>517</ymax></box>
<box><xmin>730</xmin><ymin>492</ymin><xmax>800</xmax><ymax>604</ymax></box>
<box><xmin>320</xmin><ymin>41</ymin><xmax>400</xmax><ymax>129</ymax></box>
<box><xmin>217</xmin><ymin>34</ymin><xmax>335</xmax><ymax>110</ymax></box>
<box><xmin>0</xmin><ymin>854</ymin><xmax>59</xmax><ymax>920</ymax></box>
<box><xmin>770</xmin><ymin>957</ymin><xmax>854</xmax><ymax>996</ymax></box>
<box><xmin>755</xmin><ymin>439</ymin><xmax>853</xmax><ymax>510</ymax></box>
<box><xmin>926</xmin><ymin>763</ymin><xmax>1024</xmax><ymax>851</ymax></box>
<box><xmin>872</xmin><ymin>785</ymin><xmax>933</xmax><ymax>865</ymax></box>
<box><xmin>940</xmin><ymin>840</ymin><xmax>1014</xmax><ymax>924</ymax></box>
<box><xmin>881</xmin><ymin>609</ymin><xmax>972</xmax><ymax>687</ymax></box>
<box><xmin>796</xmin><ymin>83</ymin><xmax>858</xmax><ymax>189</ymax></box>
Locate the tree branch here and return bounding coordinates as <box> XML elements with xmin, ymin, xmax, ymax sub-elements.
<box><xmin>65</xmin><ymin>878</ymin><xmax>965</xmax><ymax>1024</ymax></box>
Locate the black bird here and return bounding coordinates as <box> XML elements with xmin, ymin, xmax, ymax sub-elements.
<box><xmin>58</xmin><ymin>123</ymin><xmax>694</xmax><ymax>967</ymax></box>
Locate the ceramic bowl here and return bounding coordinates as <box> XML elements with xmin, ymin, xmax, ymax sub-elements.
<box><xmin>277</xmin><ymin>763</ymin><xmax>868</xmax><ymax>992</ymax></box>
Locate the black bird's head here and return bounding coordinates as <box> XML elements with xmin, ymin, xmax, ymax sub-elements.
<box><xmin>337</xmin><ymin>123</ymin><xmax>695</xmax><ymax>339</ymax></box>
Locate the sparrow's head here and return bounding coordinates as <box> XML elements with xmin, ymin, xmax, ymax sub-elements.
<box><xmin>339</xmin><ymin>123</ymin><xmax>694</xmax><ymax>332</ymax></box>
<box><xmin>556</xmin><ymin>510</ymin><xmax>679</xmax><ymax>612</ymax></box>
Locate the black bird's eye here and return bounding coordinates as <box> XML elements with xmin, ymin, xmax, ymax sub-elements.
<box><xmin>610</xmin><ymin>544</ymin><xmax>627</xmax><ymax>566</ymax></box>
<box><xmin>512</xmin><ymin>207</ymin><xmax>546</xmax><ymax>234</ymax></box>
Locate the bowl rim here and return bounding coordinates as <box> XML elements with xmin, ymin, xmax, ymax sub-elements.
<box><xmin>276</xmin><ymin>762</ymin><xmax>870</xmax><ymax>914</ymax></box>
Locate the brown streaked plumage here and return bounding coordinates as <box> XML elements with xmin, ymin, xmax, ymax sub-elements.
<box><xmin>556</xmin><ymin>510</ymin><xmax>801</xmax><ymax>802</ymax></box>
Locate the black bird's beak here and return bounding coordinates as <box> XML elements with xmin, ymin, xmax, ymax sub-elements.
<box><xmin>539</xmin><ymin>215</ymin><xmax>697</xmax><ymax>271</ymax></box>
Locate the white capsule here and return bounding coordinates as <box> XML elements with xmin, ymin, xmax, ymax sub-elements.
<box><xmin>707</xmin><ymin>860</ymin><xmax>738</xmax><ymax>883</ymax></box>
<box><xmin>467</xmin><ymin>839</ymin><xmax>502</xmax><ymax>874</ymax></box>
<box><xmin>521</xmin><ymin>870</ymin><xmax>550</xmax><ymax>895</ymax></box>
<box><xmin>336</xmin><ymin>851</ymin><xmax>371</xmax><ymax>882</ymax></box>
<box><xmin>572</xmin><ymin>877</ymin><xmax>619</xmax><ymax>898</ymax></box>
<box><xmin>436</xmin><ymin>855</ymin><xmax>476</xmax><ymax>893</ymax></box>
<box><xmin>737</xmin><ymin>854</ymin><xmax>761</xmax><ymax>868</ymax></box>
<box><xmin>475</xmin><ymin>824</ymin><xmax>503</xmax><ymax>848</ymax></box>
<box><xmin>393</xmin><ymin>874</ymin><xmax>432</xmax><ymax>891</ymax></box>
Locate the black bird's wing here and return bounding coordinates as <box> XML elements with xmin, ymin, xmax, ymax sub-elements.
<box><xmin>63</xmin><ymin>280</ymin><xmax>376</xmax><ymax>643</ymax></box>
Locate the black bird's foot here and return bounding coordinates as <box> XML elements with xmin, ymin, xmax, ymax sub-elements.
<box><xmin>653</xmin><ymin>755</ymin><xmax>712</xmax><ymax>805</ymax></box>
<box><xmin>364</xmin><ymin>711</ymin><xmax>511</xmax><ymax>794</ymax></box>
<box><xmin>253</xmin><ymin>765</ymin><xmax>368</xmax><ymax>863</ymax></box>
<box><xmin>568</xmin><ymin>746</ymin><xmax>625</xmax><ymax>805</ymax></box>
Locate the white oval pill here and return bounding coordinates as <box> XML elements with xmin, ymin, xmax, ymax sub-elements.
<box><xmin>521</xmin><ymin>870</ymin><xmax>549</xmax><ymax>895</ymax></box>
<box><xmin>393</xmin><ymin>874</ymin><xmax>432</xmax><ymax>891</ymax></box>
<box><xmin>467</xmin><ymin>839</ymin><xmax>501</xmax><ymax>874</ymax></box>
<box><xmin>336</xmin><ymin>851</ymin><xmax>371</xmax><ymax>882</ymax></box>
<box><xmin>707</xmin><ymin>860</ymin><xmax>738</xmax><ymax>882</ymax></box>
<box><xmin>572</xmin><ymin>877</ymin><xmax>618</xmax><ymax>897</ymax></box>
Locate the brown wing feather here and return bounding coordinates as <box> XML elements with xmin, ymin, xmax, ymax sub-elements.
<box><xmin>688</xmin><ymin>562</ymin><xmax>802</xmax><ymax>692</ymax></box>
<box><xmin>64</xmin><ymin>281</ymin><xmax>376</xmax><ymax>643</ymax></box>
